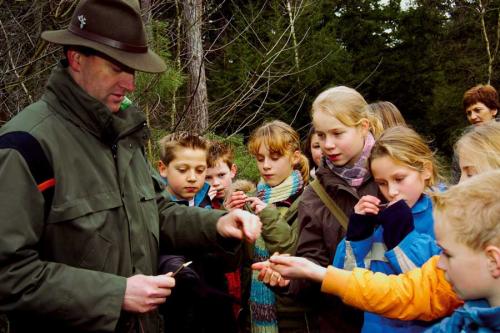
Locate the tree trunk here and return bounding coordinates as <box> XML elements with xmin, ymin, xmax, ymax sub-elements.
<box><xmin>181</xmin><ymin>0</ymin><xmax>208</xmax><ymax>133</ymax></box>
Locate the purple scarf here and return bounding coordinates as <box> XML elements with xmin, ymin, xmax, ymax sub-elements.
<box><xmin>325</xmin><ymin>132</ymin><xmax>375</xmax><ymax>187</ymax></box>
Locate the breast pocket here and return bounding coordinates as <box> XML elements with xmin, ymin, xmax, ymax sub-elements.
<box><xmin>42</xmin><ymin>190</ymin><xmax>123</xmax><ymax>272</ymax></box>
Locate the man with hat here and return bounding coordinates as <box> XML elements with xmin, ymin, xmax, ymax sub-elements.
<box><xmin>0</xmin><ymin>0</ymin><xmax>261</xmax><ymax>332</ymax></box>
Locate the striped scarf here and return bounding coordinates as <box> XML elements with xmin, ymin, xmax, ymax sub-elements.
<box><xmin>249</xmin><ymin>170</ymin><xmax>304</xmax><ymax>333</ymax></box>
<box><xmin>325</xmin><ymin>132</ymin><xmax>375</xmax><ymax>188</ymax></box>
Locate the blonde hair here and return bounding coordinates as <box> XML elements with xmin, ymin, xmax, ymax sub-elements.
<box><xmin>158</xmin><ymin>131</ymin><xmax>208</xmax><ymax>165</ymax></box>
<box><xmin>432</xmin><ymin>170</ymin><xmax>500</xmax><ymax>251</ymax></box>
<box><xmin>366</xmin><ymin>101</ymin><xmax>407</xmax><ymax>129</ymax></box>
<box><xmin>311</xmin><ymin>86</ymin><xmax>384</xmax><ymax>138</ymax></box>
<box><xmin>454</xmin><ymin>122</ymin><xmax>500</xmax><ymax>174</ymax></box>
<box><xmin>370</xmin><ymin>126</ymin><xmax>443</xmax><ymax>188</ymax></box>
<box><xmin>248</xmin><ymin>120</ymin><xmax>309</xmax><ymax>183</ymax></box>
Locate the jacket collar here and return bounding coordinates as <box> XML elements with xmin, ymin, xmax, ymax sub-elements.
<box><xmin>459</xmin><ymin>299</ymin><xmax>500</xmax><ymax>330</ymax></box>
<box><xmin>43</xmin><ymin>61</ymin><xmax>146</xmax><ymax>146</ymax></box>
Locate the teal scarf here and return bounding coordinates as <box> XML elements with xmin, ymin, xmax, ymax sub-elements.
<box><xmin>249</xmin><ymin>170</ymin><xmax>304</xmax><ymax>333</ymax></box>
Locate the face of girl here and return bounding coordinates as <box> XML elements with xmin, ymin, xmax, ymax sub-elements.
<box><xmin>255</xmin><ymin>144</ymin><xmax>298</xmax><ymax>187</ymax></box>
<box><xmin>313</xmin><ymin>111</ymin><xmax>368</xmax><ymax>167</ymax></box>
<box><xmin>159</xmin><ymin>148</ymin><xmax>207</xmax><ymax>201</ymax></box>
<box><xmin>371</xmin><ymin>155</ymin><xmax>431</xmax><ymax>208</ymax></box>
<box><xmin>205</xmin><ymin>159</ymin><xmax>236</xmax><ymax>199</ymax></box>
<box><xmin>458</xmin><ymin>152</ymin><xmax>479</xmax><ymax>183</ymax></box>
<box><xmin>310</xmin><ymin>133</ymin><xmax>323</xmax><ymax>167</ymax></box>
<box><xmin>465</xmin><ymin>102</ymin><xmax>497</xmax><ymax>125</ymax></box>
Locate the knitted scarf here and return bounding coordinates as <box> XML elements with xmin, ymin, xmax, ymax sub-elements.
<box><xmin>249</xmin><ymin>170</ymin><xmax>304</xmax><ymax>333</ymax></box>
<box><xmin>325</xmin><ymin>132</ymin><xmax>375</xmax><ymax>187</ymax></box>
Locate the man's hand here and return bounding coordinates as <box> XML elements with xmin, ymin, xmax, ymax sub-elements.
<box><xmin>122</xmin><ymin>274</ymin><xmax>176</xmax><ymax>313</ymax></box>
<box><xmin>216</xmin><ymin>209</ymin><xmax>261</xmax><ymax>243</ymax></box>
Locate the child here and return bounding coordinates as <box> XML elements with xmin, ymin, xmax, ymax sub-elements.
<box><xmin>156</xmin><ymin>132</ymin><xmax>238</xmax><ymax>333</ymax></box>
<box><xmin>205</xmin><ymin>140</ymin><xmax>242</xmax><ymax>320</ymax></box>
<box><xmin>227</xmin><ymin>120</ymin><xmax>311</xmax><ymax>333</ymax></box>
<box><xmin>291</xmin><ymin>85</ymin><xmax>383</xmax><ymax>332</ymax></box>
<box><xmin>205</xmin><ymin>140</ymin><xmax>237</xmax><ymax>209</ymax></box>
<box><xmin>303</xmin><ymin>127</ymin><xmax>323</xmax><ymax>179</ymax></box>
<box><xmin>253</xmin><ymin>121</ymin><xmax>500</xmax><ymax>327</ymax></box>
<box><xmin>157</xmin><ymin>131</ymin><xmax>211</xmax><ymax>207</ymax></box>
<box><xmin>333</xmin><ymin>126</ymin><xmax>442</xmax><ymax>332</ymax></box>
<box><xmin>428</xmin><ymin>171</ymin><xmax>500</xmax><ymax>331</ymax></box>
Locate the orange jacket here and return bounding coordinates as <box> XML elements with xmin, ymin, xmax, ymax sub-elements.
<box><xmin>321</xmin><ymin>255</ymin><xmax>464</xmax><ymax>321</ymax></box>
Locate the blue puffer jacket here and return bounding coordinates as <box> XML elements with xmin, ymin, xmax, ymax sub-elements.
<box><xmin>426</xmin><ymin>299</ymin><xmax>500</xmax><ymax>332</ymax></box>
<box><xmin>334</xmin><ymin>194</ymin><xmax>441</xmax><ymax>333</ymax></box>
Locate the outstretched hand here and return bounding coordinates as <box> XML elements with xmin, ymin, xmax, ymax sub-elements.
<box><xmin>252</xmin><ymin>254</ymin><xmax>326</xmax><ymax>283</ymax></box>
<box><xmin>224</xmin><ymin>191</ymin><xmax>248</xmax><ymax>210</ymax></box>
<box><xmin>216</xmin><ymin>209</ymin><xmax>261</xmax><ymax>243</ymax></box>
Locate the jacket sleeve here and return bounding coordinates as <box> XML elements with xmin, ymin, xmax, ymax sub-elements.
<box><xmin>385</xmin><ymin>230</ymin><xmax>442</xmax><ymax>273</ymax></box>
<box><xmin>320</xmin><ymin>256</ymin><xmax>463</xmax><ymax>321</ymax></box>
<box><xmin>0</xmin><ymin>149</ymin><xmax>126</xmax><ymax>332</ymax></box>
<box><xmin>157</xmin><ymin>199</ymin><xmax>241</xmax><ymax>256</ymax></box>
<box><xmin>258</xmin><ymin>201</ymin><xmax>299</xmax><ymax>255</ymax></box>
<box><xmin>333</xmin><ymin>236</ymin><xmax>376</xmax><ymax>270</ymax></box>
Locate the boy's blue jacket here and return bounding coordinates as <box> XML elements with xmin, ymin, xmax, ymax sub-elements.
<box><xmin>426</xmin><ymin>300</ymin><xmax>500</xmax><ymax>332</ymax></box>
<box><xmin>162</xmin><ymin>181</ymin><xmax>212</xmax><ymax>208</ymax></box>
<box><xmin>334</xmin><ymin>194</ymin><xmax>441</xmax><ymax>333</ymax></box>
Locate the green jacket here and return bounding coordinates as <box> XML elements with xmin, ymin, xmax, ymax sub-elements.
<box><xmin>0</xmin><ymin>63</ymin><xmax>233</xmax><ymax>332</ymax></box>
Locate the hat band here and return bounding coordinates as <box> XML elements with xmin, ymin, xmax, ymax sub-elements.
<box><xmin>68</xmin><ymin>24</ymin><xmax>148</xmax><ymax>53</ymax></box>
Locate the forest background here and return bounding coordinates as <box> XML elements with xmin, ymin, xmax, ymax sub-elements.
<box><xmin>1</xmin><ymin>0</ymin><xmax>500</xmax><ymax>181</ymax></box>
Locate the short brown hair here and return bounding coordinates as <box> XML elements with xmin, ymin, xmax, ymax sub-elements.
<box><xmin>208</xmin><ymin>140</ymin><xmax>234</xmax><ymax>169</ymax></box>
<box><xmin>432</xmin><ymin>170</ymin><xmax>500</xmax><ymax>251</ymax></box>
<box><xmin>463</xmin><ymin>84</ymin><xmax>500</xmax><ymax>111</ymax></box>
<box><xmin>158</xmin><ymin>131</ymin><xmax>208</xmax><ymax>165</ymax></box>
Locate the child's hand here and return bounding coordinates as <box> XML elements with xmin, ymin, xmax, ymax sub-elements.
<box><xmin>354</xmin><ymin>195</ymin><xmax>382</xmax><ymax>215</ymax></box>
<box><xmin>251</xmin><ymin>259</ymin><xmax>290</xmax><ymax>288</ymax></box>
<box><xmin>246</xmin><ymin>197</ymin><xmax>267</xmax><ymax>214</ymax></box>
<box><xmin>208</xmin><ymin>186</ymin><xmax>218</xmax><ymax>200</ymax></box>
<box><xmin>224</xmin><ymin>191</ymin><xmax>248</xmax><ymax>210</ymax></box>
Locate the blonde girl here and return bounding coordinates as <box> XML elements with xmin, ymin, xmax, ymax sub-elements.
<box><xmin>227</xmin><ymin>120</ymin><xmax>310</xmax><ymax>333</ymax></box>
<box><xmin>333</xmin><ymin>126</ymin><xmax>442</xmax><ymax>333</ymax></box>
<box><xmin>290</xmin><ymin>86</ymin><xmax>383</xmax><ymax>332</ymax></box>
<box><xmin>454</xmin><ymin>122</ymin><xmax>500</xmax><ymax>182</ymax></box>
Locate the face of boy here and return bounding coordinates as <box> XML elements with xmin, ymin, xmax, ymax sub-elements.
<box><xmin>313</xmin><ymin>111</ymin><xmax>368</xmax><ymax>167</ymax></box>
<box><xmin>255</xmin><ymin>145</ymin><xmax>298</xmax><ymax>187</ymax></box>
<box><xmin>435</xmin><ymin>219</ymin><xmax>495</xmax><ymax>302</ymax></box>
<box><xmin>371</xmin><ymin>155</ymin><xmax>431</xmax><ymax>208</ymax></box>
<box><xmin>159</xmin><ymin>148</ymin><xmax>207</xmax><ymax>201</ymax></box>
<box><xmin>206</xmin><ymin>159</ymin><xmax>236</xmax><ymax>199</ymax></box>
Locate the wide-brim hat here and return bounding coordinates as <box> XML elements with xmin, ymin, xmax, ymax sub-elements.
<box><xmin>41</xmin><ymin>0</ymin><xmax>166</xmax><ymax>73</ymax></box>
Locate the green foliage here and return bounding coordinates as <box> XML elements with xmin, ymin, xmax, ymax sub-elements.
<box><xmin>131</xmin><ymin>19</ymin><xmax>185</xmax><ymax>129</ymax></box>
